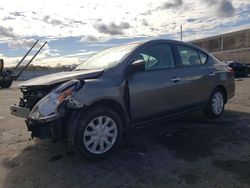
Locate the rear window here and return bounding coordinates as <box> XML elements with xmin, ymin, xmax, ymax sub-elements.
<box><xmin>198</xmin><ymin>51</ymin><xmax>208</xmax><ymax>64</ymax></box>
<box><xmin>177</xmin><ymin>45</ymin><xmax>208</xmax><ymax>66</ymax></box>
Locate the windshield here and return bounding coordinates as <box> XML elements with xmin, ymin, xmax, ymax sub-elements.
<box><xmin>75</xmin><ymin>43</ymin><xmax>139</xmax><ymax>70</ymax></box>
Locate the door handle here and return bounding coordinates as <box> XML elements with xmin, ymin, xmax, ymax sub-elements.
<box><xmin>208</xmin><ymin>72</ymin><xmax>215</xmax><ymax>76</ymax></box>
<box><xmin>170</xmin><ymin>77</ymin><xmax>181</xmax><ymax>83</ymax></box>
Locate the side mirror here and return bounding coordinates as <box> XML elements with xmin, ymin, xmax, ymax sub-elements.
<box><xmin>130</xmin><ymin>59</ymin><xmax>145</xmax><ymax>73</ymax></box>
<box><xmin>0</xmin><ymin>59</ymin><xmax>3</xmax><ymax>72</ymax></box>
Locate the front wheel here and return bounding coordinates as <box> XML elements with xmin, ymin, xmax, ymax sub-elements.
<box><xmin>75</xmin><ymin>106</ymin><xmax>123</xmax><ymax>160</ymax></box>
<box><xmin>203</xmin><ymin>88</ymin><xmax>225</xmax><ymax>118</ymax></box>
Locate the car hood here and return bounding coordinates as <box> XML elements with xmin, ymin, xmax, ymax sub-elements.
<box><xmin>20</xmin><ymin>69</ymin><xmax>103</xmax><ymax>87</ymax></box>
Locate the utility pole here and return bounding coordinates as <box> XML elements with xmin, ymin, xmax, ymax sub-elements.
<box><xmin>221</xmin><ymin>34</ymin><xmax>224</xmax><ymax>52</ymax></box>
<box><xmin>247</xmin><ymin>29</ymin><xmax>249</xmax><ymax>47</ymax></box>
<box><xmin>180</xmin><ymin>25</ymin><xmax>183</xmax><ymax>41</ymax></box>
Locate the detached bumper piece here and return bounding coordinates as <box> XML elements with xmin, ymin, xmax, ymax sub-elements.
<box><xmin>26</xmin><ymin>119</ymin><xmax>67</xmax><ymax>141</ymax></box>
<box><xmin>10</xmin><ymin>105</ymin><xmax>30</xmax><ymax>118</ymax></box>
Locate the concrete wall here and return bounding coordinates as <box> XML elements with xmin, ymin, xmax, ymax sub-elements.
<box><xmin>213</xmin><ymin>48</ymin><xmax>250</xmax><ymax>63</ymax></box>
<box><xmin>192</xmin><ymin>28</ymin><xmax>250</xmax><ymax>64</ymax></box>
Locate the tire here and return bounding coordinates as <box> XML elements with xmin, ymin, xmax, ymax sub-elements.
<box><xmin>0</xmin><ymin>80</ymin><xmax>12</xmax><ymax>88</ymax></box>
<box><xmin>203</xmin><ymin>88</ymin><xmax>225</xmax><ymax>118</ymax></box>
<box><xmin>75</xmin><ymin>106</ymin><xmax>123</xmax><ymax>160</ymax></box>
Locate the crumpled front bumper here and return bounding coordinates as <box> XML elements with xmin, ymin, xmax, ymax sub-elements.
<box><xmin>10</xmin><ymin>95</ymin><xmax>84</xmax><ymax>140</ymax></box>
<box><xmin>10</xmin><ymin>104</ymin><xmax>65</xmax><ymax>123</ymax></box>
<box><xmin>10</xmin><ymin>105</ymin><xmax>66</xmax><ymax>140</ymax></box>
<box><xmin>25</xmin><ymin>119</ymin><xmax>65</xmax><ymax>140</ymax></box>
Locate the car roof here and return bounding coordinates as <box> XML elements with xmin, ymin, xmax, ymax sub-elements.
<box><xmin>119</xmin><ymin>39</ymin><xmax>210</xmax><ymax>56</ymax></box>
<box><xmin>136</xmin><ymin>39</ymin><xmax>210</xmax><ymax>54</ymax></box>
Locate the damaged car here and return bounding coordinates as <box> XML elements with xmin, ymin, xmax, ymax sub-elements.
<box><xmin>10</xmin><ymin>39</ymin><xmax>235</xmax><ymax>159</ymax></box>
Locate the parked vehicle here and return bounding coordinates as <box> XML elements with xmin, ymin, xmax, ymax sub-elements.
<box><xmin>0</xmin><ymin>63</ymin><xmax>13</xmax><ymax>88</ymax></box>
<box><xmin>10</xmin><ymin>39</ymin><xmax>235</xmax><ymax>159</ymax></box>
<box><xmin>226</xmin><ymin>61</ymin><xmax>249</xmax><ymax>78</ymax></box>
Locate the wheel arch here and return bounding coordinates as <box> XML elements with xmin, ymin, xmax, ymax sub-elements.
<box><xmin>67</xmin><ymin>99</ymin><xmax>130</xmax><ymax>147</ymax></box>
<box><xmin>87</xmin><ymin>99</ymin><xmax>129</xmax><ymax>128</ymax></box>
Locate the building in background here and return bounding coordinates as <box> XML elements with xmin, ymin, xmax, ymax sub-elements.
<box><xmin>192</xmin><ymin>28</ymin><xmax>250</xmax><ymax>64</ymax></box>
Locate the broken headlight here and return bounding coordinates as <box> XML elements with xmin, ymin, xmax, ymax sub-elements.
<box><xmin>29</xmin><ymin>79</ymin><xmax>83</xmax><ymax>122</ymax></box>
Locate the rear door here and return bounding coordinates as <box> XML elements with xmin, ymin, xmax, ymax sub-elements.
<box><xmin>174</xmin><ymin>44</ymin><xmax>215</xmax><ymax>106</ymax></box>
<box><xmin>127</xmin><ymin>42</ymin><xmax>186</xmax><ymax>122</ymax></box>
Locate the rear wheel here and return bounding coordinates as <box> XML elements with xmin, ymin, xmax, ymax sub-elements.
<box><xmin>75</xmin><ymin>106</ymin><xmax>123</xmax><ymax>160</ymax></box>
<box><xmin>203</xmin><ymin>88</ymin><xmax>225</xmax><ymax>118</ymax></box>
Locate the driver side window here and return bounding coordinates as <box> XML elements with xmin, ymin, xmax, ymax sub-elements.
<box><xmin>134</xmin><ymin>44</ymin><xmax>175</xmax><ymax>71</ymax></box>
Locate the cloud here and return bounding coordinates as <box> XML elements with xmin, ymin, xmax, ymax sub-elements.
<box><xmin>187</xmin><ymin>18</ymin><xmax>197</xmax><ymax>23</ymax></box>
<box><xmin>142</xmin><ymin>19</ymin><xmax>149</xmax><ymax>26</ymax></box>
<box><xmin>202</xmin><ymin>0</ymin><xmax>235</xmax><ymax>18</ymax></box>
<box><xmin>65</xmin><ymin>18</ymin><xmax>86</xmax><ymax>25</ymax></box>
<box><xmin>42</xmin><ymin>15</ymin><xmax>67</xmax><ymax>26</ymax></box>
<box><xmin>79</xmin><ymin>35</ymin><xmax>99</xmax><ymax>42</ymax></box>
<box><xmin>160</xmin><ymin>0</ymin><xmax>183</xmax><ymax>9</ymax></box>
<box><xmin>205</xmin><ymin>0</ymin><xmax>217</xmax><ymax>5</ymax></box>
<box><xmin>93</xmin><ymin>22</ymin><xmax>130</xmax><ymax>35</ymax></box>
<box><xmin>72</xmin><ymin>20</ymin><xmax>86</xmax><ymax>25</ymax></box>
<box><xmin>40</xmin><ymin>48</ymin><xmax>60</xmax><ymax>58</ymax></box>
<box><xmin>79</xmin><ymin>35</ymin><xmax>111</xmax><ymax>43</ymax></box>
<box><xmin>7</xmin><ymin>38</ymin><xmax>48</xmax><ymax>50</ymax></box>
<box><xmin>0</xmin><ymin>26</ymin><xmax>45</xmax><ymax>50</ymax></box>
<box><xmin>0</xmin><ymin>26</ymin><xmax>18</xmax><ymax>39</ymax></box>
<box><xmin>10</xmin><ymin>11</ymin><xmax>25</xmax><ymax>17</ymax></box>
<box><xmin>217</xmin><ymin>0</ymin><xmax>235</xmax><ymax>17</ymax></box>
<box><xmin>3</xmin><ymin>16</ymin><xmax>16</xmax><ymax>21</ymax></box>
<box><xmin>8</xmin><ymin>39</ymin><xmax>36</xmax><ymax>48</ymax></box>
<box><xmin>95</xmin><ymin>18</ymin><xmax>102</xmax><ymax>22</ymax></box>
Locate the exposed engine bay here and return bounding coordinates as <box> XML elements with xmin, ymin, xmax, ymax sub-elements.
<box><xmin>10</xmin><ymin>79</ymin><xmax>85</xmax><ymax>140</ymax></box>
<box><xmin>19</xmin><ymin>86</ymin><xmax>52</xmax><ymax>109</ymax></box>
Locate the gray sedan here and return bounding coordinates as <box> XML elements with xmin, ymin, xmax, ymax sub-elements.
<box><xmin>10</xmin><ymin>39</ymin><xmax>235</xmax><ymax>159</ymax></box>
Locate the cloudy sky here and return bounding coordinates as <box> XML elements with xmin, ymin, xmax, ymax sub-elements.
<box><xmin>0</xmin><ymin>0</ymin><xmax>250</xmax><ymax>67</ymax></box>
